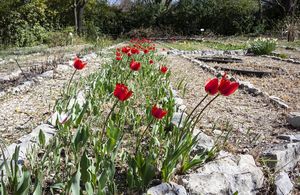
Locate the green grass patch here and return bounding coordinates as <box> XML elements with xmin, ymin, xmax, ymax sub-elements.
<box><xmin>279</xmin><ymin>39</ymin><xmax>300</xmax><ymax>49</ymax></box>
<box><xmin>165</xmin><ymin>40</ymin><xmax>247</xmax><ymax>51</ymax></box>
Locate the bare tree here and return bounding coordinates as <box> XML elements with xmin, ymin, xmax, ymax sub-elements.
<box><xmin>262</xmin><ymin>0</ymin><xmax>299</xmax><ymax>41</ymax></box>
<box><xmin>280</xmin><ymin>0</ymin><xmax>299</xmax><ymax>41</ymax></box>
<box><xmin>274</xmin><ymin>0</ymin><xmax>298</xmax><ymax>16</ymax></box>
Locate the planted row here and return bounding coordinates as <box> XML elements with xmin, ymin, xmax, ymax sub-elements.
<box><xmin>0</xmin><ymin>38</ymin><xmax>239</xmax><ymax>194</ymax></box>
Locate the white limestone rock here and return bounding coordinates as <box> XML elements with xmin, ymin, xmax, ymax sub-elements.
<box><xmin>147</xmin><ymin>182</ymin><xmax>187</xmax><ymax>195</ymax></box>
<box><xmin>275</xmin><ymin>171</ymin><xmax>293</xmax><ymax>195</ymax></box>
<box><xmin>261</xmin><ymin>142</ymin><xmax>300</xmax><ymax>172</ymax></box>
<box><xmin>179</xmin><ymin>152</ymin><xmax>264</xmax><ymax>195</ymax></box>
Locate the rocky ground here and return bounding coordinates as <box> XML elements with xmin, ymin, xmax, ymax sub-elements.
<box><xmin>162</xmin><ymin>46</ymin><xmax>300</xmax><ymax>194</ymax></box>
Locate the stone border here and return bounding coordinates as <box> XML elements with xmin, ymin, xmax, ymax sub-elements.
<box><xmin>149</xmin><ymin>36</ymin><xmax>203</xmax><ymax>42</ymax></box>
<box><xmin>161</xmin><ymin>42</ymin><xmax>290</xmax><ymax>109</ymax></box>
<box><xmin>167</xmin><ymin>49</ymin><xmax>247</xmax><ymax>56</ymax></box>
<box><xmin>181</xmin><ymin>54</ymin><xmax>290</xmax><ymax>109</ymax></box>
<box><xmin>168</xmin><ymin>49</ymin><xmax>300</xmax><ymax>65</ymax></box>
<box><xmin>262</xmin><ymin>54</ymin><xmax>300</xmax><ymax>65</ymax></box>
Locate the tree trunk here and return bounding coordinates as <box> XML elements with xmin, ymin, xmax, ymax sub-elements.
<box><xmin>287</xmin><ymin>0</ymin><xmax>298</xmax><ymax>42</ymax></box>
<box><xmin>258</xmin><ymin>0</ymin><xmax>263</xmax><ymax>23</ymax></box>
<box><xmin>74</xmin><ymin>0</ymin><xmax>78</xmax><ymax>34</ymax></box>
<box><xmin>77</xmin><ymin>5</ymin><xmax>84</xmax><ymax>35</ymax></box>
<box><xmin>287</xmin><ymin>30</ymin><xmax>295</xmax><ymax>42</ymax></box>
<box><xmin>74</xmin><ymin>0</ymin><xmax>88</xmax><ymax>36</ymax></box>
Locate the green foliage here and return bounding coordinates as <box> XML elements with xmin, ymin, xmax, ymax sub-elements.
<box><xmin>165</xmin><ymin>40</ymin><xmax>247</xmax><ymax>51</ymax></box>
<box><xmin>0</xmin><ymin>39</ymin><xmax>219</xmax><ymax>193</ymax></box>
<box><xmin>165</xmin><ymin>0</ymin><xmax>259</xmax><ymax>35</ymax></box>
<box><xmin>38</xmin><ymin>130</ymin><xmax>46</xmax><ymax>146</ymax></box>
<box><xmin>43</xmin><ymin>27</ymin><xmax>76</xmax><ymax>47</ymax></box>
<box><xmin>0</xmin><ymin>0</ymin><xmax>49</xmax><ymax>46</ymax></box>
<box><xmin>248</xmin><ymin>37</ymin><xmax>277</xmax><ymax>55</ymax></box>
<box><xmin>0</xmin><ymin>0</ymin><xmax>298</xmax><ymax>47</ymax></box>
<box><xmin>0</xmin><ymin>146</ymin><xmax>31</xmax><ymax>195</ymax></box>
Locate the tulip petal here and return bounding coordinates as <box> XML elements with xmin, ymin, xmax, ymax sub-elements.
<box><xmin>205</xmin><ymin>78</ymin><xmax>219</xmax><ymax>95</ymax></box>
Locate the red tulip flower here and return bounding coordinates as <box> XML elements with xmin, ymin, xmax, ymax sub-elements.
<box><xmin>113</xmin><ymin>83</ymin><xmax>133</xmax><ymax>101</ymax></box>
<box><xmin>116</xmin><ymin>56</ymin><xmax>122</xmax><ymax>61</ymax></box>
<box><xmin>218</xmin><ymin>74</ymin><xmax>239</xmax><ymax>96</ymax></box>
<box><xmin>149</xmin><ymin>59</ymin><xmax>154</xmax><ymax>64</ymax></box>
<box><xmin>130</xmin><ymin>59</ymin><xmax>141</xmax><ymax>71</ymax></box>
<box><xmin>116</xmin><ymin>51</ymin><xmax>121</xmax><ymax>56</ymax></box>
<box><xmin>143</xmin><ymin>49</ymin><xmax>149</xmax><ymax>54</ymax></box>
<box><xmin>151</xmin><ymin>105</ymin><xmax>167</xmax><ymax>119</ymax></box>
<box><xmin>205</xmin><ymin>78</ymin><xmax>219</xmax><ymax>95</ymax></box>
<box><xmin>160</xmin><ymin>66</ymin><xmax>168</xmax><ymax>74</ymax></box>
<box><xmin>131</xmin><ymin>47</ymin><xmax>140</xmax><ymax>54</ymax></box>
<box><xmin>122</xmin><ymin>46</ymin><xmax>131</xmax><ymax>54</ymax></box>
<box><xmin>73</xmin><ymin>57</ymin><xmax>86</xmax><ymax>70</ymax></box>
<box><xmin>127</xmin><ymin>52</ymin><xmax>132</xmax><ymax>57</ymax></box>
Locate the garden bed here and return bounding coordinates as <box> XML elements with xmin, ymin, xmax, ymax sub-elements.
<box><xmin>0</xmin><ymin>44</ymin><xmax>92</xmax><ymax>73</ymax></box>
<box><xmin>0</xmin><ymin>39</ymin><xmax>299</xmax><ymax>194</ymax></box>
<box><xmin>213</xmin><ymin>66</ymin><xmax>273</xmax><ymax>77</ymax></box>
<box><xmin>0</xmin><ymin>39</ymin><xmax>220</xmax><ymax>194</ymax></box>
<box><xmin>222</xmin><ymin>56</ymin><xmax>299</xmax><ymax>111</ymax></box>
<box><xmin>178</xmin><ymin>52</ymin><xmax>300</xmax><ymax>111</ymax></box>
<box><xmin>0</xmin><ymin>45</ymin><xmax>117</xmax><ymax>145</ymax></box>
<box><xmin>196</xmin><ymin>56</ymin><xmax>243</xmax><ymax>63</ymax></box>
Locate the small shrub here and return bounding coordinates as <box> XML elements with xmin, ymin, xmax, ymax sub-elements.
<box><xmin>248</xmin><ymin>37</ymin><xmax>277</xmax><ymax>55</ymax></box>
<box><xmin>43</xmin><ymin>31</ymin><xmax>68</xmax><ymax>47</ymax></box>
<box><xmin>43</xmin><ymin>27</ymin><xmax>78</xmax><ymax>47</ymax></box>
<box><xmin>126</xmin><ymin>28</ymin><xmax>156</xmax><ymax>38</ymax></box>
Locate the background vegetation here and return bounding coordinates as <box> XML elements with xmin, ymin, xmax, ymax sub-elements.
<box><xmin>0</xmin><ymin>0</ymin><xmax>299</xmax><ymax>47</ymax></box>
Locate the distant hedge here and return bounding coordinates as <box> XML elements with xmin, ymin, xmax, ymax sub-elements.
<box><xmin>0</xmin><ymin>0</ymin><xmax>298</xmax><ymax>47</ymax></box>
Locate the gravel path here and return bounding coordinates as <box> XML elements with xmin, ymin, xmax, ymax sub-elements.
<box><xmin>0</xmin><ymin>45</ymin><xmax>91</xmax><ymax>74</ymax></box>
<box><xmin>0</xmin><ymin>44</ymin><xmax>120</xmax><ymax>145</ymax></box>
<box><xmin>167</xmin><ymin>54</ymin><xmax>295</xmax><ymax>156</ymax></box>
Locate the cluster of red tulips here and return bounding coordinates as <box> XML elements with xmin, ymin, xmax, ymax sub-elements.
<box><xmin>113</xmin><ymin>83</ymin><xmax>167</xmax><ymax>119</ymax></box>
<box><xmin>71</xmin><ymin>39</ymin><xmax>239</xmax><ymax>121</ymax></box>
<box><xmin>71</xmin><ymin>38</ymin><xmax>169</xmax><ymax>120</ymax></box>
<box><xmin>111</xmin><ymin>38</ymin><xmax>169</xmax><ymax>119</ymax></box>
<box><xmin>117</xmin><ymin>43</ymin><xmax>155</xmax><ymax>59</ymax></box>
